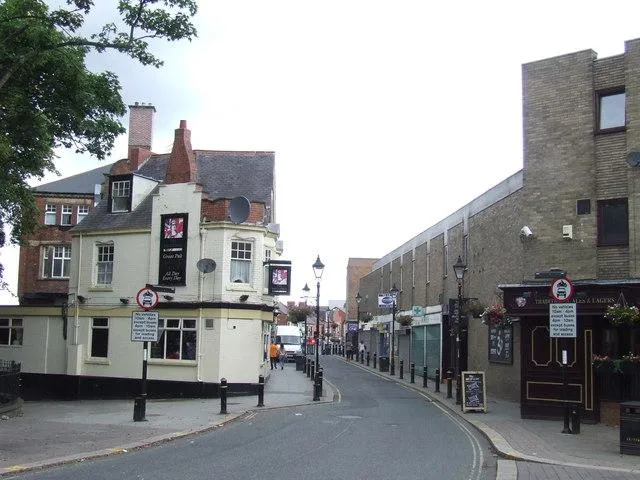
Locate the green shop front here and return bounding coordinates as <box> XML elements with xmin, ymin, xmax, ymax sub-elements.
<box><xmin>410</xmin><ymin>305</ymin><xmax>443</xmax><ymax>380</ymax></box>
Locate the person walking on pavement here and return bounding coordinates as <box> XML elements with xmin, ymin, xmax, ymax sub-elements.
<box><xmin>278</xmin><ymin>343</ymin><xmax>287</xmax><ymax>369</ymax></box>
<box><xmin>269</xmin><ymin>341</ymin><xmax>279</xmax><ymax>370</ymax></box>
<box><xmin>358</xmin><ymin>340</ymin><xmax>366</xmax><ymax>362</ymax></box>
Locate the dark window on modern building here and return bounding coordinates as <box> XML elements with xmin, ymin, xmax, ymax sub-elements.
<box><xmin>597</xmin><ymin>198</ymin><xmax>628</xmax><ymax>246</ymax></box>
<box><xmin>91</xmin><ymin>318</ymin><xmax>109</xmax><ymax>357</ymax></box>
<box><xmin>597</xmin><ymin>89</ymin><xmax>625</xmax><ymax>132</ymax></box>
<box><xmin>577</xmin><ymin>199</ymin><xmax>591</xmax><ymax>215</ymax></box>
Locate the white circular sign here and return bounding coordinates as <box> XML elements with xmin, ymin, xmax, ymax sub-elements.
<box><xmin>550</xmin><ymin>278</ymin><xmax>575</xmax><ymax>303</ymax></box>
<box><xmin>136</xmin><ymin>287</ymin><xmax>159</xmax><ymax>310</ymax></box>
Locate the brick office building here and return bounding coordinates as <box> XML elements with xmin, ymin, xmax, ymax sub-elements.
<box><xmin>355</xmin><ymin>38</ymin><xmax>640</xmax><ymax>422</ymax></box>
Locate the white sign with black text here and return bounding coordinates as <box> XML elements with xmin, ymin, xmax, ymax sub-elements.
<box><xmin>131</xmin><ymin>311</ymin><xmax>159</xmax><ymax>342</ymax></box>
<box><xmin>549</xmin><ymin>303</ymin><xmax>577</xmax><ymax>338</ymax></box>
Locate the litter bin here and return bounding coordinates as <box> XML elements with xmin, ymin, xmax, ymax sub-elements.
<box><xmin>620</xmin><ymin>401</ymin><xmax>640</xmax><ymax>454</ymax></box>
<box><xmin>379</xmin><ymin>356</ymin><xmax>389</xmax><ymax>372</ymax></box>
<box><xmin>294</xmin><ymin>355</ymin><xmax>304</xmax><ymax>371</ymax></box>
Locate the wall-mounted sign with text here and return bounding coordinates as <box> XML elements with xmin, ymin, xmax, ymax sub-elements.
<box><xmin>158</xmin><ymin>213</ymin><xmax>188</xmax><ymax>286</ymax></box>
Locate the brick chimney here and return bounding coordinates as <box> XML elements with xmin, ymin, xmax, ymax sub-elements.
<box><xmin>127</xmin><ymin>102</ymin><xmax>155</xmax><ymax>170</ymax></box>
<box><xmin>165</xmin><ymin>120</ymin><xmax>197</xmax><ymax>184</ymax></box>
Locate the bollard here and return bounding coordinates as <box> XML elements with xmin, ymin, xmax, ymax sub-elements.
<box><xmin>220</xmin><ymin>378</ymin><xmax>228</xmax><ymax>414</ymax></box>
<box><xmin>410</xmin><ymin>362</ymin><xmax>415</xmax><ymax>383</ymax></box>
<box><xmin>313</xmin><ymin>372</ymin><xmax>320</xmax><ymax>401</ymax></box>
<box><xmin>310</xmin><ymin>360</ymin><xmax>315</xmax><ymax>381</ymax></box>
<box><xmin>446</xmin><ymin>370</ymin><xmax>452</xmax><ymax>399</ymax></box>
<box><xmin>317</xmin><ymin>368</ymin><xmax>324</xmax><ymax>399</ymax></box>
<box><xmin>562</xmin><ymin>404</ymin><xmax>571</xmax><ymax>434</ymax></box>
<box><xmin>399</xmin><ymin>360</ymin><xmax>404</xmax><ymax>379</ymax></box>
<box><xmin>303</xmin><ymin>356</ymin><xmax>307</xmax><ymax>374</ymax></box>
<box><xmin>366</xmin><ymin>351</ymin><xmax>370</xmax><ymax>366</ymax></box>
<box><xmin>423</xmin><ymin>365</ymin><xmax>428</xmax><ymax>388</ymax></box>
<box><xmin>257</xmin><ymin>374</ymin><xmax>265</xmax><ymax>407</ymax></box>
<box><xmin>373</xmin><ymin>353</ymin><xmax>377</xmax><ymax>369</ymax></box>
<box><xmin>435</xmin><ymin>368</ymin><xmax>440</xmax><ymax>393</ymax></box>
<box><xmin>306</xmin><ymin>358</ymin><xmax>311</xmax><ymax>378</ymax></box>
<box><xmin>571</xmin><ymin>404</ymin><xmax>580</xmax><ymax>434</ymax></box>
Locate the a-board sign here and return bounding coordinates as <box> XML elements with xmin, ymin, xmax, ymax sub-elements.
<box><xmin>131</xmin><ymin>311</ymin><xmax>159</xmax><ymax>342</ymax></box>
<box><xmin>488</xmin><ymin>324</ymin><xmax>513</xmax><ymax>364</ymax></box>
<box><xmin>462</xmin><ymin>371</ymin><xmax>487</xmax><ymax>413</ymax></box>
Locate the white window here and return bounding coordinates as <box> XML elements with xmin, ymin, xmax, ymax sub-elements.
<box><xmin>77</xmin><ymin>205</ymin><xmax>89</xmax><ymax>223</ymax></box>
<box><xmin>96</xmin><ymin>244</ymin><xmax>114</xmax><ymax>285</ymax></box>
<box><xmin>61</xmin><ymin>205</ymin><xmax>72</xmax><ymax>226</ymax></box>
<box><xmin>150</xmin><ymin>318</ymin><xmax>197</xmax><ymax>360</ymax></box>
<box><xmin>44</xmin><ymin>204</ymin><xmax>56</xmax><ymax>225</ymax></box>
<box><xmin>111</xmin><ymin>180</ymin><xmax>130</xmax><ymax>212</ymax></box>
<box><xmin>42</xmin><ymin>246</ymin><xmax>71</xmax><ymax>278</ymax></box>
<box><xmin>91</xmin><ymin>318</ymin><xmax>109</xmax><ymax>357</ymax></box>
<box><xmin>0</xmin><ymin>318</ymin><xmax>23</xmax><ymax>345</ymax></box>
<box><xmin>231</xmin><ymin>241</ymin><xmax>252</xmax><ymax>283</ymax></box>
<box><xmin>598</xmin><ymin>90</ymin><xmax>625</xmax><ymax>131</ymax></box>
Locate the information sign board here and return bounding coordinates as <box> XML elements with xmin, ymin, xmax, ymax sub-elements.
<box><xmin>549</xmin><ymin>303</ymin><xmax>577</xmax><ymax>338</ymax></box>
<box><xmin>462</xmin><ymin>371</ymin><xmax>487</xmax><ymax>413</ymax></box>
<box><xmin>131</xmin><ymin>311</ymin><xmax>159</xmax><ymax>342</ymax></box>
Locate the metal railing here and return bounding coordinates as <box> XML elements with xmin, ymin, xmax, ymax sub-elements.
<box><xmin>0</xmin><ymin>360</ymin><xmax>21</xmax><ymax>404</ymax></box>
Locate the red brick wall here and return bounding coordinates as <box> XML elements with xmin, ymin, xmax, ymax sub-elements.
<box><xmin>200</xmin><ymin>199</ymin><xmax>265</xmax><ymax>223</ymax></box>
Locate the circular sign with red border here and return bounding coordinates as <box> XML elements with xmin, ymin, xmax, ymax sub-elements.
<box><xmin>550</xmin><ymin>277</ymin><xmax>575</xmax><ymax>303</ymax></box>
<box><xmin>136</xmin><ymin>287</ymin><xmax>159</xmax><ymax>310</ymax></box>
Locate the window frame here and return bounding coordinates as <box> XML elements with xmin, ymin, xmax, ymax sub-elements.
<box><xmin>0</xmin><ymin>318</ymin><xmax>23</xmax><ymax>346</ymax></box>
<box><xmin>150</xmin><ymin>318</ymin><xmax>197</xmax><ymax>360</ymax></box>
<box><xmin>44</xmin><ymin>204</ymin><xmax>56</xmax><ymax>225</ymax></box>
<box><xmin>90</xmin><ymin>317</ymin><xmax>109</xmax><ymax>358</ymax></box>
<box><xmin>109</xmin><ymin>175</ymin><xmax>132</xmax><ymax>213</ymax></box>
<box><xmin>597</xmin><ymin>198</ymin><xmax>629</xmax><ymax>246</ymax></box>
<box><xmin>77</xmin><ymin>205</ymin><xmax>89</xmax><ymax>223</ymax></box>
<box><xmin>230</xmin><ymin>240</ymin><xmax>253</xmax><ymax>283</ymax></box>
<box><xmin>61</xmin><ymin>205</ymin><xmax>72</xmax><ymax>226</ymax></box>
<box><xmin>96</xmin><ymin>243</ymin><xmax>114</xmax><ymax>285</ymax></box>
<box><xmin>42</xmin><ymin>245</ymin><xmax>71</xmax><ymax>279</ymax></box>
<box><xmin>596</xmin><ymin>88</ymin><xmax>626</xmax><ymax>133</ymax></box>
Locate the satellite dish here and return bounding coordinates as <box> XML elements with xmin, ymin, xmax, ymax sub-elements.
<box><xmin>196</xmin><ymin>258</ymin><xmax>216</xmax><ymax>274</ymax></box>
<box><xmin>229</xmin><ymin>196</ymin><xmax>250</xmax><ymax>224</ymax></box>
<box><xmin>627</xmin><ymin>151</ymin><xmax>640</xmax><ymax>167</ymax></box>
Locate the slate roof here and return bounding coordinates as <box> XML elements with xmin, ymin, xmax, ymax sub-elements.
<box><xmin>33</xmin><ymin>163</ymin><xmax>115</xmax><ymax>194</ymax></box>
<box><xmin>72</xmin><ymin>150</ymin><xmax>275</xmax><ymax>233</ymax></box>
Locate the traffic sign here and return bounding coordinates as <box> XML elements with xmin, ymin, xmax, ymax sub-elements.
<box><xmin>550</xmin><ymin>277</ymin><xmax>575</xmax><ymax>303</ymax></box>
<box><xmin>131</xmin><ymin>311</ymin><xmax>159</xmax><ymax>342</ymax></box>
<box><xmin>136</xmin><ymin>287</ymin><xmax>159</xmax><ymax>310</ymax></box>
<box><xmin>549</xmin><ymin>303</ymin><xmax>577</xmax><ymax>338</ymax></box>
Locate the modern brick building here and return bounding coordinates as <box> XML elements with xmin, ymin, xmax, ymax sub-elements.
<box><xmin>354</xmin><ymin>38</ymin><xmax>640</xmax><ymax>423</ymax></box>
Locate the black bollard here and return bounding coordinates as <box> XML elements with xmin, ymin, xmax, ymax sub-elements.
<box><xmin>571</xmin><ymin>404</ymin><xmax>581</xmax><ymax>434</ymax></box>
<box><xmin>399</xmin><ymin>360</ymin><xmax>404</xmax><ymax>379</ymax></box>
<box><xmin>366</xmin><ymin>351</ymin><xmax>370</xmax><ymax>366</ymax></box>
<box><xmin>317</xmin><ymin>368</ymin><xmax>324</xmax><ymax>399</ymax></box>
<box><xmin>306</xmin><ymin>358</ymin><xmax>311</xmax><ymax>378</ymax></box>
<box><xmin>435</xmin><ymin>368</ymin><xmax>440</xmax><ymax>393</ymax></box>
<box><xmin>373</xmin><ymin>353</ymin><xmax>377</xmax><ymax>369</ymax></box>
<box><xmin>310</xmin><ymin>360</ymin><xmax>315</xmax><ymax>381</ymax></box>
<box><xmin>257</xmin><ymin>374</ymin><xmax>265</xmax><ymax>407</ymax></box>
<box><xmin>303</xmin><ymin>356</ymin><xmax>307</xmax><ymax>374</ymax></box>
<box><xmin>220</xmin><ymin>378</ymin><xmax>228</xmax><ymax>414</ymax></box>
<box><xmin>423</xmin><ymin>365</ymin><xmax>428</xmax><ymax>388</ymax></box>
<box><xmin>313</xmin><ymin>371</ymin><xmax>320</xmax><ymax>401</ymax></box>
<box><xmin>446</xmin><ymin>370</ymin><xmax>452</xmax><ymax>399</ymax></box>
<box><xmin>410</xmin><ymin>362</ymin><xmax>415</xmax><ymax>383</ymax></box>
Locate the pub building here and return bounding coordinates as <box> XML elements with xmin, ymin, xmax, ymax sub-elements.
<box><xmin>501</xmin><ymin>274</ymin><xmax>640</xmax><ymax>423</ymax></box>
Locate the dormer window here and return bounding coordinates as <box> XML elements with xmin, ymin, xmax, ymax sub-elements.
<box><xmin>109</xmin><ymin>176</ymin><xmax>132</xmax><ymax>213</ymax></box>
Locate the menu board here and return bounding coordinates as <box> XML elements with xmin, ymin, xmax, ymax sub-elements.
<box><xmin>488</xmin><ymin>324</ymin><xmax>513</xmax><ymax>364</ymax></box>
<box><xmin>462</xmin><ymin>371</ymin><xmax>487</xmax><ymax>413</ymax></box>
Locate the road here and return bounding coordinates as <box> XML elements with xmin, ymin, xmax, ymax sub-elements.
<box><xmin>9</xmin><ymin>356</ymin><xmax>497</xmax><ymax>480</ymax></box>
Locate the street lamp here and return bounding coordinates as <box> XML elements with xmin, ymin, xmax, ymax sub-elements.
<box><xmin>390</xmin><ymin>283</ymin><xmax>399</xmax><ymax>376</ymax></box>
<box><xmin>355</xmin><ymin>292</ymin><xmax>362</xmax><ymax>360</ymax></box>
<box><xmin>302</xmin><ymin>283</ymin><xmax>310</xmax><ymax>356</ymax></box>
<box><xmin>452</xmin><ymin>255</ymin><xmax>466</xmax><ymax>405</ymax></box>
<box><xmin>312</xmin><ymin>255</ymin><xmax>325</xmax><ymax>373</ymax></box>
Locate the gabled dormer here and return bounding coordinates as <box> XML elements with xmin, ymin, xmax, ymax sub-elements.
<box><xmin>107</xmin><ymin>173</ymin><xmax>158</xmax><ymax>213</ymax></box>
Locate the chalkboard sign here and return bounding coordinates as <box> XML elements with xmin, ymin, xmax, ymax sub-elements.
<box><xmin>462</xmin><ymin>371</ymin><xmax>487</xmax><ymax>413</ymax></box>
<box><xmin>488</xmin><ymin>324</ymin><xmax>513</xmax><ymax>365</ymax></box>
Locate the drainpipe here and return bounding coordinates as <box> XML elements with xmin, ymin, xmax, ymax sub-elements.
<box><xmin>73</xmin><ymin>233</ymin><xmax>82</xmax><ymax>346</ymax></box>
<box><xmin>196</xmin><ymin>225</ymin><xmax>206</xmax><ymax>382</ymax></box>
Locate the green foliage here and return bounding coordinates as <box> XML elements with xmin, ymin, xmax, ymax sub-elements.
<box><xmin>0</xmin><ymin>0</ymin><xmax>198</xmax><ymax>244</ymax></box>
<box><xmin>287</xmin><ymin>304</ymin><xmax>313</xmax><ymax>324</ymax></box>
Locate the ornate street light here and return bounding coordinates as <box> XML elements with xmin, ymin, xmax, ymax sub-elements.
<box><xmin>355</xmin><ymin>292</ymin><xmax>362</xmax><ymax>360</ymax></box>
<box><xmin>452</xmin><ymin>255</ymin><xmax>466</xmax><ymax>405</ymax></box>
<box><xmin>390</xmin><ymin>283</ymin><xmax>399</xmax><ymax>376</ymax></box>
<box><xmin>302</xmin><ymin>282</ymin><xmax>311</xmax><ymax>356</ymax></box>
<box><xmin>312</xmin><ymin>256</ymin><xmax>325</xmax><ymax>372</ymax></box>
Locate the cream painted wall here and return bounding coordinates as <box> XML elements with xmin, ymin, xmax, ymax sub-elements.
<box><xmin>131</xmin><ymin>176</ymin><xmax>159</xmax><ymax>210</ymax></box>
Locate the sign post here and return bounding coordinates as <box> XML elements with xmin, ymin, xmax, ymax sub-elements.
<box><xmin>132</xmin><ymin>288</ymin><xmax>159</xmax><ymax>422</ymax></box>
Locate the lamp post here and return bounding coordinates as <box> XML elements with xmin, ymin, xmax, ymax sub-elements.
<box><xmin>302</xmin><ymin>283</ymin><xmax>311</xmax><ymax>356</ymax></box>
<box><xmin>390</xmin><ymin>284</ymin><xmax>399</xmax><ymax>376</ymax></box>
<box><xmin>312</xmin><ymin>255</ymin><xmax>325</xmax><ymax>372</ymax></box>
<box><xmin>452</xmin><ymin>255</ymin><xmax>467</xmax><ymax>405</ymax></box>
<box><xmin>355</xmin><ymin>292</ymin><xmax>362</xmax><ymax>359</ymax></box>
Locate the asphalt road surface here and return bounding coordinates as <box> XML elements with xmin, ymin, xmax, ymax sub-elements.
<box><xmin>10</xmin><ymin>356</ymin><xmax>498</xmax><ymax>480</ymax></box>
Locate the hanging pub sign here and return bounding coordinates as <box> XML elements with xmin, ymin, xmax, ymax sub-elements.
<box><xmin>268</xmin><ymin>264</ymin><xmax>292</xmax><ymax>295</ymax></box>
<box><xmin>158</xmin><ymin>213</ymin><xmax>188</xmax><ymax>286</ymax></box>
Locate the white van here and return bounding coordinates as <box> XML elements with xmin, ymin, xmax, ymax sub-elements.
<box><xmin>275</xmin><ymin>325</ymin><xmax>302</xmax><ymax>360</ymax></box>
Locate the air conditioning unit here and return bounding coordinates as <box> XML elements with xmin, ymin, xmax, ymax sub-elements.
<box><xmin>562</xmin><ymin>225</ymin><xmax>573</xmax><ymax>240</ymax></box>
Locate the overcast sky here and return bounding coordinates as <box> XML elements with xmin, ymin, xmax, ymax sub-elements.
<box><xmin>3</xmin><ymin>1</ymin><xmax>640</xmax><ymax>306</ymax></box>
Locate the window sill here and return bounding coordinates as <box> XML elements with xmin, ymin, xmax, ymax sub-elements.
<box><xmin>596</xmin><ymin>126</ymin><xmax>626</xmax><ymax>135</ymax></box>
<box><xmin>39</xmin><ymin>277</ymin><xmax>70</xmax><ymax>281</ymax></box>
<box><xmin>89</xmin><ymin>286</ymin><xmax>114</xmax><ymax>292</ymax></box>
<box><xmin>227</xmin><ymin>283</ymin><xmax>255</xmax><ymax>292</ymax></box>
<box><xmin>85</xmin><ymin>357</ymin><xmax>110</xmax><ymax>365</ymax></box>
<box><xmin>148</xmin><ymin>359</ymin><xmax>197</xmax><ymax>366</ymax></box>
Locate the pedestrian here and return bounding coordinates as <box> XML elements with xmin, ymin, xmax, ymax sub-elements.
<box><xmin>269</xmin><ymin>341</ymin><xmax>279</xmax><ymax>370</ymax></box>
<box><xmin>278</xmin><ymin>343</ymin><xmax>286</xmax><ymax>369</ymax></box>
<box><xmin>358</xmin><ymin>340</ymin><xmax>365</xmax><ymax>362</ymax></box>
<box><xmin>345</xmin><ymin>341</ymin><xmax>352</xmax><ymax>361</ymax></box>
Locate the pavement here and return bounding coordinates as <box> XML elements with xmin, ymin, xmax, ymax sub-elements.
<box><xmin>2</xmin><ymin>356</ymin><xmax>640</xmax><ymax>479</ymax></box>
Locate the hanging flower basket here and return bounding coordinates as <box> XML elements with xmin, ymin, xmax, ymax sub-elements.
<box><xmin>467</xmin><ymin>301</ymin><xmax>486</xmax><ymax>319</ymax></box>
<box><xmin>360</xmin><ymin>312</ymin><xmax>373</xmax><ymax>323</ymax></box>
<box><xmin>397</xmin><ymin>315</ymin><xmax>413</xmax><ymax>327</ymax></box>
<box><xmin>605</xmin><ymin>303</ymin><xmax>640</xmax><ymax>326</ymax></box>
<box><xmin>480</xmin><ymin>304</ymin><xmax>512</xmax><ymax>327</ymax></box>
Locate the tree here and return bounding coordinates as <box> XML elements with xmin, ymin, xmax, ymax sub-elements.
<box><xmin>0</xmin><ymin>0</ymin><xmax>198</xmax><ymax>249</ymax></box>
